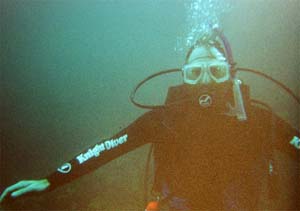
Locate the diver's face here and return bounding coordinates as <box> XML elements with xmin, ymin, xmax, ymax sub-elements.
<box><xmin>182</xmin><ymin>46</ymin><xmax>230</xmax><ymax>85</ymax></box>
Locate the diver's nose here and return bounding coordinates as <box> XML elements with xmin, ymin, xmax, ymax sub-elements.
<box><xmin>200</xmin><ymin>71</ymin><xmax>211</xmax><ymax>84</ymax></box>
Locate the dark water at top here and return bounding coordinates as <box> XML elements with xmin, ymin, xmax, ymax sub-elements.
<box><xmin>0</xmin><ymin>0</ymin><xmax>299</xmax><ymax>210</ymax></box>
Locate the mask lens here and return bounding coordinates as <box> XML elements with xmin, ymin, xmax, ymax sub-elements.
<box><xmin>210</xmin><ymin>65</ymin><xmax>228</xmax><ymax>79</ymax></box>
<box><xmin>186</xmin><ymin>67</ymin><xmax>202</xmax><ymax>80</ymax></box>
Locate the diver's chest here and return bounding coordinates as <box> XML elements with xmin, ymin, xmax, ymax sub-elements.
<box><xmin>172</xmin><ymin>115</ymin><xmax>250</xmax><ymax>142</ymax></box>
<box><xmin>163</xmin><ymin>117</ymin><xmax>264</xmax><ymax>161</ymax></box>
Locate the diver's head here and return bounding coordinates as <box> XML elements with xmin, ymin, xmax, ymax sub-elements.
<box><xmin>182</xmin><ymin>44</ymin><xmax>230</xmax><ymax>85</ymax></box>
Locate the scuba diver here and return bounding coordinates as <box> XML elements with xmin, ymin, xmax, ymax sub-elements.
<box><xmin>0</xmin><ymin>29</ymin><xmax>299</xmax><ymax>210</ymax></box>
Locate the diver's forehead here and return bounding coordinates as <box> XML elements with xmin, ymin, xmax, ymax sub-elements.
<box><xmin>190</xmin><ymin>56</ymin><xmax>216</xmax><ymax>61</ymax></box>
<box><xmin>187</xmin><ymin>58</ymin><xmax>227</xmax><ymax>67</ymax></box>
<box><xmin>187</xmin><ymin>46</ymin><xmax>226</xmax><ymax>63</ymax></box>
<box><xmin>188</xmin><ymin>56</ymin><xmax>226</xmax><ymax>64</ymax></box>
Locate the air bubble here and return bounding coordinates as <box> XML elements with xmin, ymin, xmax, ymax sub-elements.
<box><xmin>175</xmin><ymin>0</ymin><xmax>233</xmax><ymax>53</ymax></box>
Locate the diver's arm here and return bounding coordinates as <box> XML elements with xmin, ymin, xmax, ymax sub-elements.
<box><xmin>0</xmin><ymin>110</ymin><xmax>163</xmax><ymax>202</ymax></box>
<box><xmin>46</xmin><ymin>109</ymin><xmax>163</xmax><ymax>190</ymax></box>
<box><xmin>273</xmin><ymin>116</ymin><xmax>299</xmax><ymax>160</ymax></box>
<box><xmin>251</xmin><ymin>106</ymin><xmax>299</xmax><ymax>160</ymax></box>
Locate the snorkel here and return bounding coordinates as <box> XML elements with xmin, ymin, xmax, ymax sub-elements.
<box><xmin>212</xmin><ymin>27</ymin><xmax>247</xmax><ymax>121</ymax></box>
<box><xmin>213</xmin><ymin>28</ymin><xmax>235</xmax><ymax>74</ymax></box>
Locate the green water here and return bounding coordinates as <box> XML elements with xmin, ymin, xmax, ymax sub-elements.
<box><xmin>1</xmin><ymin>0</ymin><xmax>299</xmax><ymax>210</ymax></box>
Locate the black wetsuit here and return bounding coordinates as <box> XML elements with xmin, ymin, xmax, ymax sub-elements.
<box><xmin>47</xmin><ymin>83</ymin><xmax>299</xmax><ymax>210</ymax></box>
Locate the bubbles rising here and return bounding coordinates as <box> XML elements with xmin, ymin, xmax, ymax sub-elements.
<box><xmin>175</xmin><ymin>0</ymin><xmax>232</xmax><ymax>52</ymax></box>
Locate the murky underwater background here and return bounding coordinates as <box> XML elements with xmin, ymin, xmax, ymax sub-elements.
<box><xmin>0</xmin><ymin>0</ymin><xmax>299</xmax><ymax>210</ymax></box>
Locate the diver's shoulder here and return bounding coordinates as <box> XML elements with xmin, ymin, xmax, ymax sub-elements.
<box><xmin>246</xmin><ymin>103</ymin><xmax>276</xmax><ymax>120</ymax></box>
<box><xmin>247</xmin><ymin>103</ymin><xmax>298</xmax><ymax>132</ymax></box>
<box><xmin>133</xmin><ymin>108</ymin><xmax>164</xmax><ymax>123</ymax></box>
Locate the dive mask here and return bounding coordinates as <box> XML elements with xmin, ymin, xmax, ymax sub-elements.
<box><xmin>182</xmin><ymin>60</ymin><xmax>230</xmax><ymax>85</ymax></box>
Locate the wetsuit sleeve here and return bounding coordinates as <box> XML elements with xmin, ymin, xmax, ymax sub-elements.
<box><xmin>46</xmin><ymin>110</ymin><xmax>163</xmax><ymax>190</ymax></box>
<box><xmin>250</xmin><ymin>105</ymin><xmax>299</xmax><ymax>160</ymax></box>
<box><xmin>272</xmin><ymin>114</ymin><xmax>299</xmax><ymax>161</ymax></box>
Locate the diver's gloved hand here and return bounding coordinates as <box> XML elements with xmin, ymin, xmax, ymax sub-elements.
<box><xmin>0</xmin><ymin>179</ymin><xmax>50</xmax><ymax>203</ymax></box>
